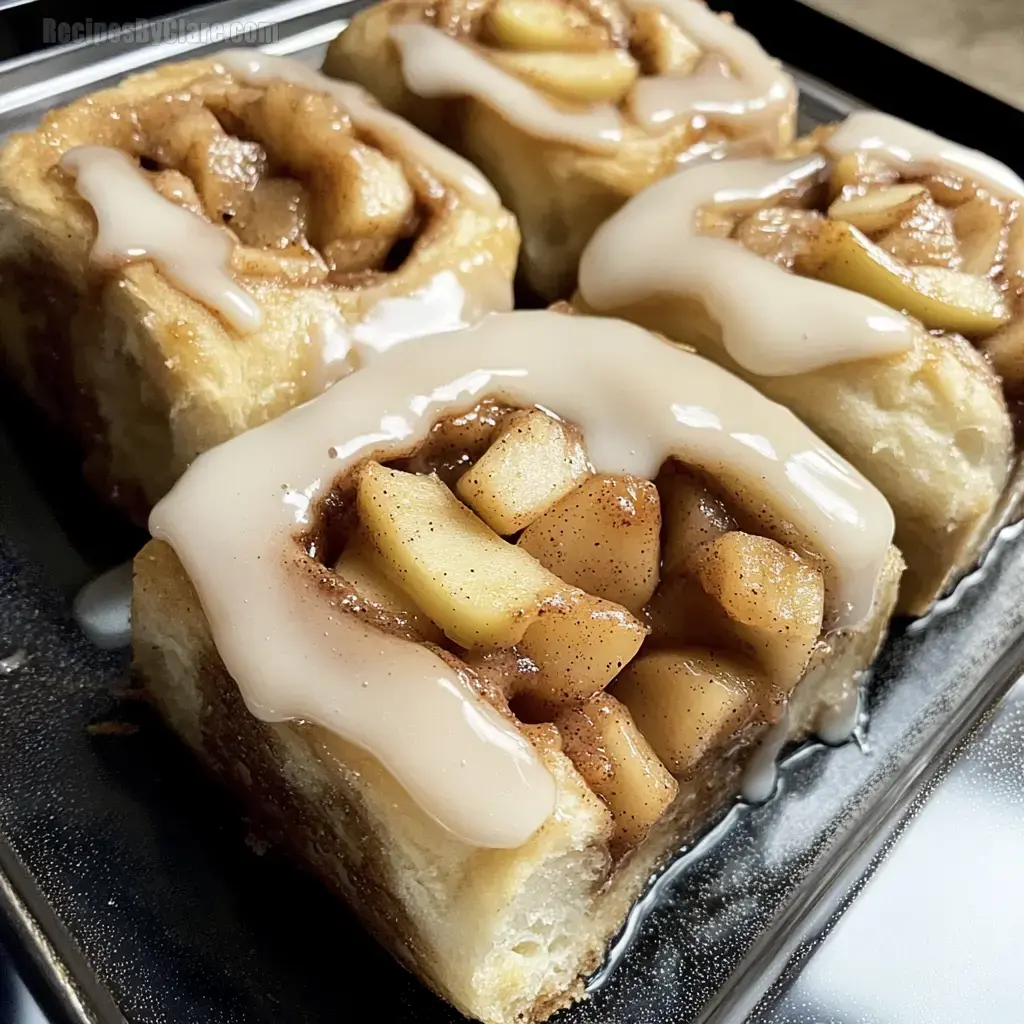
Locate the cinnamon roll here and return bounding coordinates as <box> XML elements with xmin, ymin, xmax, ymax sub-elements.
<box><xmin>578</xmin><ymin>110</ymin><xmax>1024</xmax><ymax>614</ymax></box>
<box><xmin>324</xmin><ymin>0</ymin><xmax>796</xmax><ymax>299</ymax></box>
<box><xmin>0</xmin><ymin>53</ymin><xmax>518</xmax><ymax>516</ymax></box>
<box><xmin>134</xmin><ymin>311</ymin><xmax>902</xmax><ymax>1023</ymax></box>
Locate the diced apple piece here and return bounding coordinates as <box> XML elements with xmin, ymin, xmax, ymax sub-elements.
<box><xmin>519</xmin><ymin>474</ymin><xmax>661</xmax><ymax>613</ymax></box>
<box><xmin>875</xmin><ymin>194</ymin><xmax>960</xmax><ymax>269</ymax></box>
<box><xmin>919</xmin><ymin>171</ymin><xmax>971</xmax><ymax>208</ymax></box>
<box><xmin>334</xmin><ymin>531</ymin><xmax>443</xmax><ymax>643</ymax></box>
<box><xmin>455</xmin><ymin>410</ymin><xmax>590</xmax><ymax>535</ymax></box>
<box><xmin>486</xmin><ymin>0</ymin><xmax>608</xmax><ymax>51</ymax></box>
<box><xmin>399</xmin><ymin>401</ymin><xmax>509</xmax><ymax>486</ymax></box>
<box><xmin>518</xmin><ymin>588</ymin><xmax>646</xmax><ymax>706</ymax></box>
<box><xmin>491</xmin><ymin>48</ymin><xmax>639</xmax><ymax>104</ymax></box>
<box><xmin>734</xmin><ymin>207</ymin><xmax>824</xmax><ymax>270</ymax></box>
<box><xmin>905</xmin><ymin>265</ymin><xmax>1011</xmax><ymax>332</ymax></box>
<box><xmin>556</xmin><ymin>693</ymin><xmax>677</xmax><ymax>850</ymax></box>
<box><xmin>796</xmin><ymin>219</ymin><xmax>1011</xmax><ymax>336</ymax></box>
<box><xmin>611</xmin><ymin>647</ymin><xmax>763</xmax><ymax>777</ymax></box>
<box><xmin>357</xmin><ymin>462</ymin><xmax>561</xmax><ymax>648</ymax></box>
<box><xmin>827</xmin><ymin>184</ymin><xmax>928</xmax><ymax>235</ymax></box>
<box><xmin>642</xmin><ymin>574</ymin><xmax>741</xmax><ymax>650</ymax></box>
<box><xmin>732</xmin><ymin>619</ymin><xmax>823</xmax><ymax>689</ymax></box>
<box><xmin>828</xmin><ymin>152</ymin><xmax>898</xmax><ymax>197</ymax></box>
<box><xmin>694</xmin><ymin>532</ymin><xmax>824</xmax><ymax>687</ymax></box>
<box><xmin>694</xmin><ymin>532</ymin><xmax>822</xmax><ymax>633</ymax></box>
<box><xmin>657</xmin><ymin>466</ymin><xmax>736</xmax><ymax>580</ymax></box>
<box><xmin>630</xmin><ymin>6</ymin><xmax>701</xmax><ymax>76</ymax></box>
<box><xmin>953</xmin><ymin>194</ymin><xmax>1007</xmax><ymax>277</ymax></box>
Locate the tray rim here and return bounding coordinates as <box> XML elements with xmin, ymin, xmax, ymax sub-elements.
<box><xmin>1</xmin><ymin>2</ymin><xmax>1023</xmax><ymax>1023</ymax></box>
<box><xmin>0</xmin><ymin>0</ymin><xmax>354</xmax><ymax>118</ymax></box>
<box><xmin>0</xmin><ymin>834</ymin><xmax>116</xmax><ymax>1024</ymax></box>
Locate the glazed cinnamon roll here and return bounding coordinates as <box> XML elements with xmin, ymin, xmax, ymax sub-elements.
<box><xmin>578</xmin><ymin>111</ymin><xmax>1024</xmax><ymax>614</ymax></box>
<box><xmin>0</xmin><ymin>53</ymin><xmax>518</xmax><ymax>515</ymax></box>
<box><xmin>134</xmin><ymin>311</ymin><xmax>901</xmax><ymax>1023</ymax></box>
<box><xmin>324</xmin><ymin>0</ymin><xmax>796</xmax><ymax>299</ymax></box>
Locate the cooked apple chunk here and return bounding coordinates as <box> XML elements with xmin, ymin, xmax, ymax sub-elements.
<box><xmin>491</xmin><ymin>48</ymin><xmax>639</xmax><ymax>104</ymax></box>
<box><xmin>335</xmin><ymin>531</ymin><xmax>443</xmax><ymax>643</ymax></box>
<box><xmin>734</xmin><ymin>207</ymin><xmax>824</xmax><ymax>270</ymax></box>
<box><xmin>357</xmin><ymin>461</ymin><xmax>561</xmax><ymax>647</ymax></box>
<box><xmin>485</xmin><ymin>0</ymin><xmax>609</xmax><ymax>52</ymax></box>
<box><xmin>953</xmin><ymin>195</ymin><xmax>1007</xmax><ymax>277</ymax></box>
<box><xmin>455</xmin><ymin>409</ymin><xmax>590</xmax><ymax>535</ymax></box>
<box><xmin>797</xmin><ymin>219</ymin><xmax>1010</xmax><ymax>335</ymax></box>
<box><xmin>556</xmin><ymin>693</ymin><xmax>678</xmax><ymax>850</ymax></box>
<box><xmin>658</xmin><ymin>466</ymin><xmax>736</xmax><ymax>580</ymax></box>
<box><xmin>694</xmin><ymin>532</ymin><xmax>824</xmax><ymax>685</ymax></box>
<box><xmin>642</xmin><ymin>574</ymin><xmax>741</xmax><ymax>650</ymax></box>
<box><xmin>518</xmin><ymin>474</ymin><xmax>661</xmax><ymax>613</ymax></box>
<box><xmin>612</xmin><ymin>648</ymin><xmax>764</xmax><ymax>777</ymax></box>
<box><xmin>827</xmin><ymin>184</ymin><xmax>929</xmax><ymax>236</ymax></box>
<box><xmin>828</xmin><ymin>152</ymin><xmax>899</xmax><ymax>197</ymax></box>
<box><xmin>630</xmin><ymin>6</ymin><xmax>701</xmax><ymax>77</ymax></box>
<box><xmin>874</xmin><ymin>193</ymin><xmax>960</xmax><ymax>269</ymax></box>
<box><xmin>518</xmin><ymin>588</ymin><xmax>646</xmax><ymax>706</ymax></box>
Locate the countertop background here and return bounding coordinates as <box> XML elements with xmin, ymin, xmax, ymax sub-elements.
<box><xmin>1</xmin><ymin>0</ymin><xmax>1022</xmax><ymax>109</ymax></box>
<box><xmin>809</xmin><ymin>0</ymin><xmax>1024</xmax><ymax>110</ymax></box>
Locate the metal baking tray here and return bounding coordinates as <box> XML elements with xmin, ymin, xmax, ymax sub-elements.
<box><xmin>2</xmin><ymin>2</ymin><xmax>1024</xmax><ymax>1021</ymax></box>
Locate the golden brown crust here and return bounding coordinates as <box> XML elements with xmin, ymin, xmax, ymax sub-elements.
<box><xmin>324</xmin><ymin>1</ymin><xmax>795</xmax><ymax>299</ymax></box>
<box><xmin>133</xmin><ymin>534</ymin><xmax>901</xmax><ymax>1022</ymax></box>
<box><xmin>0</xmin><ymin>58</ymin><xmax>518</xmax><ymax>516</ymax></box>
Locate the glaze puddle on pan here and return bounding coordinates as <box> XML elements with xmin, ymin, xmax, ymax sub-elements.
<box><xmin>2</xmin><ymin>2</ymin><xmax>1024</xmax><ymax>1023</ymax></box>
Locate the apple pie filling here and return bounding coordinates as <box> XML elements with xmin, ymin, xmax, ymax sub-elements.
<box><xmin>715</xmin><ymin>116</ymin><xmax>1024</xmax><ymax>377</ymax></box>
<box><xmin>48</xmin><ymin>54</ymin><xmax>511</xmax><ymax>344</ymax></box>
<box><xmin>379</xmin><ymin>0</ymin><xmax>795</xmax><ymax>148</ymax></box>
<box><xmin>57</xmin><ymin>71</ymin><xmax>439</xmax><ymax>295</ymax></box>
<box><xmin>317</xmin><ymin>402</ymin><xmax>826</xmax><ymax>852</ymax></box>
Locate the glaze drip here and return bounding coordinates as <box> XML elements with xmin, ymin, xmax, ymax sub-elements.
<box><xmin>150</xmin><ymin>312</ymin><xmax>894</xmax><ymax>848</ymax></box>
<box><xmin>579</xmin><ymin>155</ymin><xmax>915</xmax><ymax>375</ymax></box>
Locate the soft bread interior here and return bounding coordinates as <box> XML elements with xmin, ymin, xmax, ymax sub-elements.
<box><xmin>133</xmin><ymin>538</ymin><xmax>902</xmax><ymax>1023</ymax></box>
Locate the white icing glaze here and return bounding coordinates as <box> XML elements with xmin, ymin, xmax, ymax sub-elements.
<box><xmin>740</xmin><ymin>706</ymin><xmax>790</xmax><ymax>804</ymax></box>
<box><xmin>0</xmin><ymin>649</ymin><xmax>27</xmax><ymax>675</ymax></box>
<box><xmin>826</xmin><ymin>111</ymin><xmax>1024</xmax><ymax>201</ymax></box>
<box><xmin>61</xmin><ymin>146</ymin><xmax>262</xmax><ymax>334</ymax></box>
<box><xmin>310</xmin><ymin>270</ymin><xmax>513</xmax><ymax>391</ymax></box>
<box><xmin>353</xmin><ymin>269</ymin><xmax>507</xmax><ymax>360</ymax></box>
<box><xmin>387</xmin><ymin>24</ymin><xmax>618</xmax><ymax>151</ymax></box>
<box><xmin>389</xmin><ymin>25</ymin><xmax>623</xmax><ymax>152</ymax></box>
<box><xmin>150</xmin><ymin>311</ymin><xmax>895</xmax><ymax>847</ymax></box>
<box><xmin>217</xmin><ymin>50</ymin><xmax>500</xmax><ymax>206</ymax></box>
<box><xmin>73</xmin><ymin>562</ymin><xmax>133</xmax><ymax>651</ymax></box>
<box><xmin>814</xmin><ymin>672</ymin><xmax>864</xmax><ymax>745</ymax></box>
<box><xmin>308</xmin><ymin>316</ymin><xmax>359</xmax><ymax>391</ymax></box>
<box><xmin>625</xmin><ymin>0</ymin><xmax>795</xmax><ymax>133</ymax></box>
<box><xmin>579</xmin><ymin>155</ymin><xmax>915</xmax><ymax>375</ymax></box>
<box><xmin>388</xmin><ymin>0</ymin><xmax>793</xmax><ymax>150</ymax></box>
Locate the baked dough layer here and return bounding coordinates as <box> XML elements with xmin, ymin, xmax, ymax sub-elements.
<box><xmin>324</xmin><ymin>0</ymin><xmax>795</xmax><ymax>300</ymax></box>
<box><xmin>0</xmin><ymin>59</ymin><xmax>518</xmax><ymax>518</ymax></box>
<box><xmin>133</xmin><ymin>539</ymin><xmax>901</xmax><ymax>1023</ymax></box>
